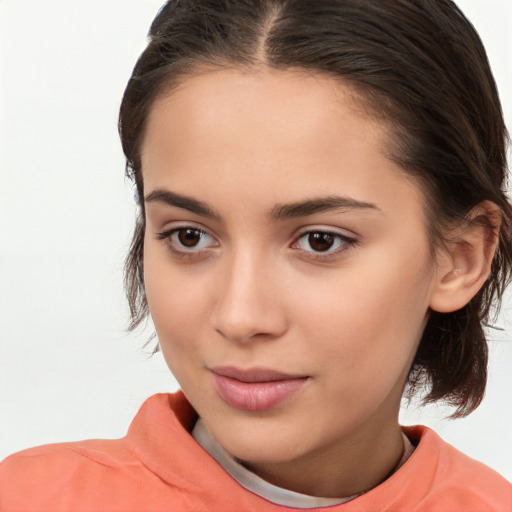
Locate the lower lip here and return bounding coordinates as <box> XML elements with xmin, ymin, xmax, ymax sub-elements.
<box><xmin>212</xmin><ymin>373</ymin><xmax>308</xmax><ymax>411</ymax></box>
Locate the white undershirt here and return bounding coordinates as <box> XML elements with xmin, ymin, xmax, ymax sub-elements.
<box><xmin>192</xmin><ymin>418</ymin><xmax>414</xmax><ymax>508</ymax></box>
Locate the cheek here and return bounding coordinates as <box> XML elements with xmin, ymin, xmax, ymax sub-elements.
<box><xmin>143</xmin><ymin>252</ymin><xmax>214</xmax><ymax>392</ymax></box>
<box><xmin>143</xmin><ymin>243</ymin><xmax>211</xmax><ymax>348</ymax></box>
<box><xmin>296</xmin><ymin>250</ymin><xmax>434</xmax><ymax>378</ymax></box>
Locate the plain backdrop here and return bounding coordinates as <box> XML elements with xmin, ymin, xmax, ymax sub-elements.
<box><xmin>1</xmin><ymin>0</ymin><xmax>511</xmax><ymax>481</ymax></box>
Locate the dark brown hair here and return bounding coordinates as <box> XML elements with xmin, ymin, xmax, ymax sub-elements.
<box><xmin>119</xmin><ymin>0</ymin><xmax>512</xmax><ymax>417</ymax></box>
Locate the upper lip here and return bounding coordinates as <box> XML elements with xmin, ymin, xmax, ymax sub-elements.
<box><xmin>210</xmin><ymin>366</ymin><xmax>308</xmax><ymax>383</ymax></box>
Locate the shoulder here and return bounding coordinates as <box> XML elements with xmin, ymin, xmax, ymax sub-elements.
<box><xmin>0</xmin><ymin>393</ymin><xmax>198</xmax><ymax>512</ymax></box>
<box><xmin>346</xmin><ymin>425</ymin><xmax>511</xmax><ymax>512</ymax></box>
<box><xmin>0</xmin><ymin>393</ymin><xmax>176</xmax><ymax>482</ymax></box>
<box><xmin>0</xmin><ymin>434</ymin><xmax>142</xmax><ymax>510</ymax></box>
<box><xmin>403</xmin><ymin>425</ymin><xmax>512</xmax><ymax>511</ymax></box>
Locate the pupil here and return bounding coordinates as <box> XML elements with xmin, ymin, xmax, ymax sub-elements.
<box><xmin>309</xmin><ymin>232</ymin><xmax>334</xmax><ymax>252</ymax></box>
<box><xmin>178</xmin><ymin>229</ymin><xmax>202</xmax><ymax>247</ymax></box>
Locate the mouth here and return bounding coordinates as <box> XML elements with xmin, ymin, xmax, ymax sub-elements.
<box><xmin>210</xmin><ymin>366</ymin><xmax>310</xmax><ymax>411</ymax></box>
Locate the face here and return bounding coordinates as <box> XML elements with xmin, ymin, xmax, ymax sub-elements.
<box><xmin>141</xmin><ymin>68</ymin><xmax>439</xmax><ymax>485</ymax></box>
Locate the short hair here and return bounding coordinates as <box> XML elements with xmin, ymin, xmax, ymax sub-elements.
<box><xmin>119</xmin><ymin>0</ymin><xmax>512</xmax><ymax>417</ymax></box>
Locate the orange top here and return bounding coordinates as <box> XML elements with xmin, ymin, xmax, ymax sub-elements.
<box><xmin>1</xmin><ymin>392</ymin><xmax>511</xmax><ymax>511</ymax></box>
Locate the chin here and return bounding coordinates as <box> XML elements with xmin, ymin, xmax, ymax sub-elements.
<box><xmin>211</xmin><ymin>417</ymin><xmax>308</xmax><ymax>464</ymax></box>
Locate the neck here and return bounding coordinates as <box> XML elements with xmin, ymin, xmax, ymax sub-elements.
<box><xmin>243</xmin><ymin>414</ymin><xmax>405</xmax><ymax>498</ymax></box>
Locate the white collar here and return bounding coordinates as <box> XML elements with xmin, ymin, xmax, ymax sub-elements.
<box><xmin>192</xmin><ymin>418</ymin><xmax>413</xmax><ymax>508</ymax></box>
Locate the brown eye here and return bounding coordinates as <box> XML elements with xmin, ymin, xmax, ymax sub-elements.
<box><xmin>308</xmin><ymin>232</ymin><xmax>335</xmax><ymax>252</ymax></box>
<box><xmin>178</xmin><ymin>228</ymin><xmax>203</xmax><ymax>247</ymax></box>
<box><xmin>157</xmin><ymin>226</ymin><xmax>218</xmax><ymax>255</ymax></box>
<box><xmin>293</xmin><ymin>230</ymin><xmax>355</xmax><ymax>256</ymax></box>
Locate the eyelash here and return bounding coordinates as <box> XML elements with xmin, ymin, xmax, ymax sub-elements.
<box><xmin>292</xmin><ymin>230</ymin><xmax>357</xmax><ymax>261</ymax></box>
<box><xmin>155</xmin><ymin>226</ymin><xmax>357</xmax><ymax>261</ymax></box>
<box><xmin>156</xmin><ymin>226</ymin><xmax>218</xmax><ymax>259</ymax></box>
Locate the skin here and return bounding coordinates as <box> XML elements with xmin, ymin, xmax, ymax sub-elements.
<box><xmin>140</xmin><ymin>68</ymin><xmax>449</xmax><ymax>498</ymax></box>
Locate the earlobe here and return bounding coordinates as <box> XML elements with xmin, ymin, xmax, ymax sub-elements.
<box><xmin>429</xmin><ymin>201</ymin><xmax>501</xmax><ymax>313</ymax></box>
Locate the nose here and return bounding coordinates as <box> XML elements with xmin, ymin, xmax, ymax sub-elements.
<box><xmin>212</xmin><ymin>250</ymin><xmax>289</xmax><ymax>344</ymax></box>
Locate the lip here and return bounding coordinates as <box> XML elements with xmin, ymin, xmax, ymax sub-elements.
<box><xmin>210</xmin><ymin>366</ymin><xmax>309</xmax><ymax>411</ymax></box>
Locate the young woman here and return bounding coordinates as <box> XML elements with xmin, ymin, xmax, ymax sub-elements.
<box><xmin>1</xmin><ymin>0</ymin><xmax>511</xmax><ymax>510</ymax></box>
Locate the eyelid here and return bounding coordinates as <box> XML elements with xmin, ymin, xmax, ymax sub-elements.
<box><xmin>290</xmin><ymin>226</ymin><xmax>358</xmax><ymax>259</ymax></box>
<box><xmin>293</xmin><ymin>225</ymin><xmax>358</xmax><ymax>241</ymax></box>
<box><xmin>156</xmin><ymin>220</ymin><xmax>218</xmax><ymax>239</ymax></box>
<box><xmin>155</xmin><ymin>222</ymin><xmax>220</xmax><ymax>257</ymax></box>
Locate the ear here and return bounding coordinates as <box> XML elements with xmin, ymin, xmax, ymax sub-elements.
<box><xmin>429</xmin><ymin>201</ymin><xmax>501</xmax><ymax>313</ymax></box>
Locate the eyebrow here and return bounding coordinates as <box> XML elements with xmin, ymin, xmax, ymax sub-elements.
<box><xmin>145</xmin><ymin>188</ymin><xmax>379</xmax><ymax>221</ymax></box>
<box><xmin>145</xmin><ymin>189</ymin><xmax>221</xmax><ymax>219</ymax></box>
<box><xmin>270</xmin><ymin>196</ymin><xmax>380</xmax><ymax>221</ymax></box>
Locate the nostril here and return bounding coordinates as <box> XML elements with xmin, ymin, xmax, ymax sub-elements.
<box><xmin>214</xmin><ymin>322</ymin><xmax>274</xmax><ymax>344</ymax></box>
<box><xmin>213</xmin><ymin>302</ymin><xmax>288</xmax><ymax>344</ymax></box>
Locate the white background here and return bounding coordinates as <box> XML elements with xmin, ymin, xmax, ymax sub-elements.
<box><xmin>1</xmin><ymin>0</ymin><xmax>511</xmax><ymax>481</ymax></box>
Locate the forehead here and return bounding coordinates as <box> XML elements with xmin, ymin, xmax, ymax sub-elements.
<box><xmin>142</xmin><ymin>67</ymin><xmax>384</xmax><ymax>162</ymax></box>
<box><xmin>141</xmin><ymin>68</ymin><xmax>425</xmax><ymax>221</ymax></box>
